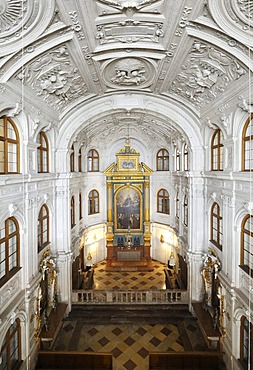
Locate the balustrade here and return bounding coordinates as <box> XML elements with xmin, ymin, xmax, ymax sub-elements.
<box><xmin>72</xmin><ymin>289</ymin><xmax>188</xmax><ymax>304</ymax></box>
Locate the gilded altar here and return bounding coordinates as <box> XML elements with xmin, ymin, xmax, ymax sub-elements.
<box><xmin>104</xmin><ymin>139</ymin><xmax>153</xmax><ymax>271</ymax></box>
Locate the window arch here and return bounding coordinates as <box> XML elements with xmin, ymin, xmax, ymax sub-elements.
<box><xmin>0</xmin><ymin>116</ymin><xmax>20</xmax><ymax>174</ymax></box>
<box><xmin>70</xmin><ymin>145</ymin><xmax>75</xmax><ymax>172</ymax></box>
<box><xmin>38</xmin><ymin>204</ymin><xmax>49</xmax><ymax>253</ymax></box>
<box><xmin>37</xmin><ymin>131</ymin><xmax>49</xmax><ymax>173</ymax></box>
<box><xmin>157</xmin><ymin>189</ymin><xmax>170</xmax><ymax>214</ymax></box>
<box><xmin>87</xmin><ymin>149</ymin><xmax>99</xmax><ymax>172</ymax></box>
<box><xmin>183</xmin><ymin>144</ymin><xmax>189</xmax><ymax>171</ymax></box>
<box><xmin>176</xmin><ymin>190</ymin><xmax>180</xmax><ymax>219</ymax></box>
<box><xmin>79</xmin><ymin>193</ymin><xmax>82</xmax><ymax>220</ymax></box>
<box><xmin>240</xmin><ymin>214</ymin><xmax>253</xmax><ymax>277</ymax></box>
<box><xmin>0</xmin><ymin>318</ymin><xmax>22</xmax><ymax>370</ymax></box>
<box><xmin>71</xmin><ymin>196</ymin><xmax>75</xmax><ymax>228</ymax></box>
<box><xmin>240</xmin><ymin>316</ymin><xmax>253</xmax><ymax>369</ymax></box>
<box><xmin>183</xmin><ymin>195</ymin><xmax>188</xmax><ymax>226</ymax></box>
<box><xmin>176</xmin><ymin>148</ymin><xmax>180</xmax><ymax>171</ymax></box>
<box><xmin>242</xmin><ymin>114</ymin><xmax>253</xmax><ymax>171</ymax></box>
<box><xmin>88</xmin><ymin>189</ymin><xmax>99</xmax><ymax>215</ymax></box>
<box><xmin>210</xmin><ymin>202</ymin><xmax>223</xmax><ymax>250</ymax></box>
<box><xmin>156</xmin><ymin>148</ymin><xmax>169</xmax><ymax>171</ymax></box>
<box><xmin>0</xmin><ymin>217</ymin><xmax>20</xmax><ymax>286</ymax></box>
<box><xmin>78</xmin><ymin>147</ymin><xmax>82</xmax><ymax>172</ymax></box>
<box><xmin>211</xmin><ymin>129</ymin><xmax>223</xmax><ymax>171</ymax></box>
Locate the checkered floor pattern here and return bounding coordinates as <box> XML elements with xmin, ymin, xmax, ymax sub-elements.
<box><xmin>53</xmin><ymin>320</ymin><xmax>206</xmax><ymax>370</ymax></box>
<box><xmin>93</xmin><ymin>260</ymin><xmax>167</xmax><ymax>291</ymax></box>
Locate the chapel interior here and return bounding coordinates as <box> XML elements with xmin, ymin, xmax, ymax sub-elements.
<box><xmin>0</xmin><ymin>1</ymin><xmax>253</xmax><ymax>370</ymax></box>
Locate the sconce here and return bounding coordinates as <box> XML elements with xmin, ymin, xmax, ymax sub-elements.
<box><xmin>86</xmin><ymin>253</ymin><xmax>92</xmax><ymax>269</ymax></box>
<box><xmin>160</xmin><ymin>234</ymin><xmax>164</xmax><ymax>243</ymax></box>
<box><xmin>169</xmin><ymin>251</ymin><xmax>176</xmax><ymax>267</ymax></box>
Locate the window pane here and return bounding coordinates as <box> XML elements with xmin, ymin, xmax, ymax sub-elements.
<box><xmin>7</xmin><ymin>121</ymin><xmax>17</xmax><ymax>140</ymax></box>
<box><xmin>8</xmin><ymin>219</ymin><xmax>16</xmax><ymax>234</ymax></box>
<box><xmin>0</xmin><ymin>118</ymin><xmax>4</xmax><ymax>136</ymax></box>
<box><xmin>0</xmin><ymin>140</ymin><xmax>5</xmax><ymax>172</ymax></box>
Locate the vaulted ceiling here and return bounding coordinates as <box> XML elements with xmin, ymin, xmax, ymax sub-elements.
<box><xmin>0</xmin><ymin>0</ymin><xmax>252</xmax><ymax>149</ymax></box>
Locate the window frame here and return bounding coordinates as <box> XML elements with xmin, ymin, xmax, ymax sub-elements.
<box><xmin>37</xmin><ymin>131</ymin><xmax>49</xmax><ymax>173</ymax></box>
<box><xmin>79</xmin><ymin>193</ymin><xmax>82</xmax><ymax>220</ymax></box>
<box><xmin>176</xmin><ymin>148</ymin><xmax>180</xmax><ymax>171</ymax></box>
<box><xmin>157</xmin><ymin>189</ymin><xmax>170</xmax><ymax>215</ymax></box>
<box><xmin>242</xmin><ymin>114</ymin><xmax>253</xmax><ymax>172</ymax></box>
<box><xmin>176</xmin><ymin>190</ymin><xmax>180</xmax><ymax>219</ymax></box>
<box><xmin>210</xmin><ymin>202</ymin><xmax>223</xmax><ymax>251</ymax></box>
<box><xmin>0</xmin><ymin>318</ymin><xmax>22</xmax><ymax>370</ymax></box>
<box><xmin>71</xmin><ymin>195</ymin><xmax>76</xmax><ymax>228</ymax></box>
<box><xmin>156</xmin><ymin>148</ymin><xmax>169</xmax><ymax>171</ymax></box>
<box><xmin>240</xmin><ymin>214</ymin><xmax>253</xmax><ymax>277</ymax></box>
<box><xmin>70</xmin><ymin>145</ymin><xmax>75</xmax><ymax>172</ymax></box>
<box><xmin>211</xmin><ymin>129</ymin><xmax>224</xmax><ymax>171</ymax></box>
<box><xmin>38</xmin><ymin>204</ymin><xmax>50</xmax><ymax>253</ymax></box>
<box><xmin>88</xmin><ymin>189</ymin><xmax>99</xmax><ymax>215</ymax></box>
<box><xmin>240</xmin><ymin>316</ymin><xmax>253</xmax><ymax>369</ymax></box>
<box><xmin>87</xmin><ymin>149</ymin><xmax>99</xmax><ymax>172</ymax></box>
<box><xmin>78</xmin><ymin>147</ymin><xmax>82</xmax><ymax>172</ymax></box>
<box><xmin>183</xmin><ymin>144</ymin><xmax>189</xmax><ymax>171</ymax></box>
<box><xmin>183</xmin><ymin>195</ymin><xmax>188</xmax><ymax>227</ymax></box>
<box><xmin>0</xmin><ymin>217</ymin><xmax>20</xmax><ymax>287</ymax></box>
<box><xmin>0</xmin><ymin>116</ymin><xmax>20</xmax><ymax>174</ymax></box>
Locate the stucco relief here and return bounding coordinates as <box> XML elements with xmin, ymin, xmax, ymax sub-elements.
<box><xmin>0</xmin><ymin>0</ymin><xmax>55</xmax><ymax>56</ymax></box>
<box><xmin>16</xmin><ymin>46</ymin><xmax>88</xmax><ymax>112</ymax></box>
<box><xmin>95</xmin><ymin>21</ymin><xmax>164</xmax><ymax>45</ymax></box>
<box><xmin>170</xmin><ymin>41</ymin><xmax>246</xmax><ymax>109</ymax></box>
<box><xmin>103</xmin><ymin>57</ymin><xmax>155</xmax><ymax>89</ymax></box>
<box><xmin>97</xmin><ymin>0</ymin><xmax>161</xmax><ymax>11</ymax></box>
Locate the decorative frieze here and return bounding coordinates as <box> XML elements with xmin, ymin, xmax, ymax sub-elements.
<box><xmin>175</xmin><ymin>6</ymin><xmax>192</xmax><ymax>37</ymax></box>
<box><xmin>69</xmin><ymin>10</ymin><xmax>85</xmax><ymax>40</ymax></box>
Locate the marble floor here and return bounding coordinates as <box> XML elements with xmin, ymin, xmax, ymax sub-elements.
<box><xmin>52</xmin><ymin>260</ymin><xmax>208</xmax><ymax>370</ymax></box>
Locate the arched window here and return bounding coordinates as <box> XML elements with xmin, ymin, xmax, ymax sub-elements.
<box><xmin>176</xmin><ymin>190</ymin><xmax>180</xmax><ymax>219</ymax></box>
<box><xmin>88</xmin><ymin>189</ymin><xmax>99</xmax><ymax>215</ymax></box>
<box><xmin>240</xmin><ymin>214</ymin><xmax>253</xmax><ymax>277</ymax></box>
<box><xmin>242</xmin><ymin>114</ymin><xmax>253</xmax><ymax>171</ymax></box>
<box><xmin>37</xmin><ymin>131</ymin><xmax>49</xmax><ymax>173</ymax></box>
<box><xmin>183</xmin><ymin>144</ymin><xmax>189</xmax><ymax>171</ymax></box>
<box><xmin>211</xmin><ymin>129</ymin><xmax>223</xmax><ymax>171</ymax></box>
<box><xmin>79</xmin><ymin>193</ymin><xmax>82</xmax><ymax>220</ymax></box>
<box><xmin>240</xmin><ymin>316</ymin><xmax>253</xmax><ymax>369</ymax></box>
<box><xmin>0</xmin><ymin>217</ymin><xmax>20</xmax><ymax>286</ymax></box>
<box><xmin>78</xmin><ymin>147</ymin><xmax>82</xmax><ymax>172</ymax></box>
<box><xmin>38</xmin><ymin>204</ymin><xmax>49</xmax><ymax>253</ymax></box>
<box><xmin>176</xmin><ymin>148</ymin><xmax>180</xmax><ymax>171</ymax></box>
<box><xmin>183</xmin><ymin>195</ymin><xmax>188</xmax><ymax>226</ymax></box>
<box><xmin>210</xmin><ymin>202</ymin><xmax>223</xmax><ymax>250</ymax></box>
<box><xmin>156</xmin><ymin>148</ymin><xmax>169</xmax><ymax>171</ymax></box>
<box><xmin>157</xmin><ymin>189</ymin><xmax>170</xmax><ymax>214</ymax></box>
<box><xmin>0</xmin><ymin>318</ymin><xmax>22</xmax><ymax>370</ymax></box>
<box><xmin>71</xmin><ymin>196</ymin><xmax>75</xmax><ymax>228</ymax></box>
<box><xmin>70</xmin><ymin>145</ymin><xmax>75</xmax><ymax>172</ymax></box>
<box><xmin>87</xmin><ymin>149</ymin><xmax>99</xmax><ymax>172</ymax></box>
<box><xmin>0</xmin><ymin>116</ymin><xmax>20</xmax><ymax>174</ymax></box>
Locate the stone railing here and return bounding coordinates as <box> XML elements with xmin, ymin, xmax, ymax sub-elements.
<box><xmin>72</xmin><ymin>289</ymin><xmax>188</xmax><ymax>305</ymax></box>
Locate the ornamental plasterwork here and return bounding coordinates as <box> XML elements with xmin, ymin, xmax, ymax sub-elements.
<box><xmin>95</xmin><ymin>20</ymin><xmax>164</xmax><ymax>45</ymax></box>
<box><xmin>15</xmin><ymin>45</ymin><xmax>88</xmax><ymax>112</ymax></box>
<box><xmin>0</xmin><ymin>0</ymin><xmax>55</xmax><ymax>56</ymax></box>
<box><xmin>170</xmin><ymin>41</ymin><xmax>246</xmax><ymax>109</ymax></box>
<box><xmin>103</xmin><ymin>57</ymin><xmax>155</xmax><ymax>89</ymax></box>
<box><xmin>208</xmin><ymin>0</ymin><xmax>253</xmax><ymax>47</ymax></box>
<box><xmin>97</xmin><ymin>0</ymin><xmax>162</xmax><ymax>11</ymax></box>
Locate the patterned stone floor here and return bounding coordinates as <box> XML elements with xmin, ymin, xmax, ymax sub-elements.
<box><xmin>93</xmin><ymin>260</ymin><xmax>167</xmax><ymax>291</ymax></box>
<box><xmin>53</xmin><ymin>320</ymin><xmax>207</xmax><ymax>370</ymax></box>
<box><xmin>53</xmin><ymin>260</ymin><xmax>207</xmax><ymax>370</ymax></box>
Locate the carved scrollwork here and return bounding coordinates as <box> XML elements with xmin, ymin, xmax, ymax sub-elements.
<box><xmin>97</xmin><ymin>0</ymin><xmax>161</xmax><ymax>11</ymax></box>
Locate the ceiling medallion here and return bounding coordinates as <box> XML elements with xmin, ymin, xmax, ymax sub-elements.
<box><xmin>103</xmin><ymin>57</ymin><xmax>155</xmax><ymax>89</ymax></box>
<box><xmin>231</xmin><ymin>0</ymin><xmax>253</xmax><ymax>26</ymax></box>
<box><xmin>0</xmin><ymin>0</ymin><xmax>26</xmax><ymax>34</ymax></box>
